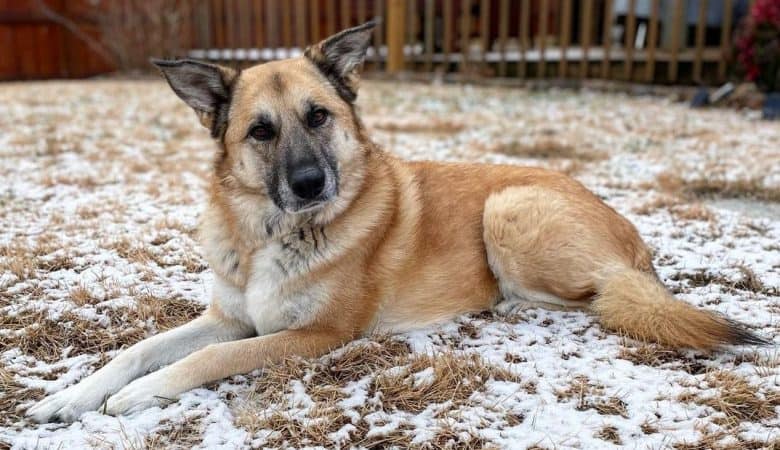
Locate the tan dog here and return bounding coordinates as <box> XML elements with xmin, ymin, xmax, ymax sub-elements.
<box><xmin>28</xmin><ymin>20</ymin><xmax>766</xmax><ymax>423</ymax></box>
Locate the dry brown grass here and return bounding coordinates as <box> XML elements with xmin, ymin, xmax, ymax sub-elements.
<box><xmin>657</xmin><ymin>172</ymin><xmax>780</xmax><ymax>202</ymax></box>
<box><xmin>490</xmin><ymin>139</ymin><xmax>606</xmax><ymax>162</ymax></box>
<box><xmin>371</xmin><ymin>119</ymin><xmax>465</xmax><ymax>134</ymax></box>
<box><xmin>233</xmin><ymin>338</ymin><xmax>518</xmax><ymax>448</ymax></box>
<box><xmin>141</xmin><ymin>414</ymin><xmax>205</xmax><ymax>450</ymax></box>
<box><xmin>0</xmin><ymin>365</ymin><xmax>45</xmax><ymax>426</ymax></box>
<box><xmin>372</xmin><ymin>352</ymin><xmax>519</xmax><ymax>413</ymax></box>
<box><xmin>677</xmin><ymin>370</ymin><xmax>780</xmax><ymax>428</ymax></box>
<box><xmin>0</xmin><ymin>308</ymin><xmax>147</xmax><ymax>363</ymax></box>
<box><xmin>555</xmin><ymin>376</ymin><xmax>629</xmax><ymax>418</ymax></box>
<box><xmin>595</xmin><ymin>424</ymin><xmax>622</xmax><ymax>445</ymax></box>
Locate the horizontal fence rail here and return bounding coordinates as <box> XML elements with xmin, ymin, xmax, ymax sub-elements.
<box><xmin>2</xmin><ymin>0</ymin><xmax>751</xmax><ymax>85</ymax></box>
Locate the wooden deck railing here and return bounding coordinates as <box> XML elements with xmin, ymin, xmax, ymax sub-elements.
<box><xmin>2</xmin><ymin>0</ymin><xmax>752</xmax><ymax>84</ymax></box>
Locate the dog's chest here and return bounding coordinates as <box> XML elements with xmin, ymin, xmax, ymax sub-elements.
<box><xmin>212</xmin><ymin>228</ymin><xmax>331</xmax><ymax>335</ymax></box>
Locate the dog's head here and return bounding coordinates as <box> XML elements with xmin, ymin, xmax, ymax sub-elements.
<box><xmin>153</xmin><ymin>21</ymin><xmax>377</xmax><ymax>224</ymax></box>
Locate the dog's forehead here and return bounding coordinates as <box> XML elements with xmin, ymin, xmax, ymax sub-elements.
<box><xmin>232</xmin><ymin>59</ymin><xmax>333</xmax><ymax>114</ymax></box>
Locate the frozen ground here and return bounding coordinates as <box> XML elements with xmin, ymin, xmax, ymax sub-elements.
<box><xmin>0</xmin><ymin>79</ymin><xmax>778</xmax><ymax>449</ymax></box>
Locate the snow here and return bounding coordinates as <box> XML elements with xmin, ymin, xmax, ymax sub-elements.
<box><xmin>1</xmin><ymin>79</ymin><xmax>778</xmax><ymax>449</ymax></box>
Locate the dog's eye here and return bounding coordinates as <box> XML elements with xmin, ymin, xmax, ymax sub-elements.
<box><xmin>307</xmin><ymin>108</ymin><xmax>328</xmax><ymax>128</ymax></box>
<box><xmin>249</xmin><ymin>124</ymin><xmax>275</xmax><ymax>141</ymax></box>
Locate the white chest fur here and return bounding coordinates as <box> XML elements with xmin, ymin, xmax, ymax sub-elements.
<box><xmin>211</xmin><ymin>241</ymin><xmax>329</xmax><ymax>335</ymax></box>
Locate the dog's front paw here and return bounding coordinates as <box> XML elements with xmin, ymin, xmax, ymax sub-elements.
<box><xmin>27</xmin><ymin>383</ymin><xmax>107</xmax><ymax>423</ymax></box>
<box><xmin>104</xmin><ymin>372</ymin><xmax>178</xmax><ymax>416</ymax></box>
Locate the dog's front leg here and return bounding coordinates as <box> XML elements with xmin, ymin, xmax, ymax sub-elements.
<box><xmin>104</xmin><ymin>327</ymin><xmax>350</xmax><ymax>416</ymax></box>
<box><xmin>27</xmin><ymin>309</ymin><xmax>253</xmax><ymax>423</ymax></box>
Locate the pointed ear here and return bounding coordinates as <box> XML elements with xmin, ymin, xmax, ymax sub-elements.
<box><xmin>304</xmin><ymin>19</ymin><xmax>378</xmax><ymax>102</ymax></box>
<box><xmin>151</xmin><ymin>58</ymin><xmax>237</xmax><ymax>138</ymax></box>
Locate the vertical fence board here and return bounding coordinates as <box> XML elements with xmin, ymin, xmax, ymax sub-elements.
<box><xmin>424</xmin><ymin>0</ymin><xmax>433</xmax><ymax>71</ymax></box>
<box><xmin>387</xmin><ymin>0</ymin><xmax>404</xmax><ymax>71</ymax></box>
<box><xmin>559</xmin><ymin>0</ymin><xmax>572</xmax><ymax>78</ymax></box>
<box><xmin>668</xmin><ymin>0</ymin><xmax>684</xmax><ymax>83</ymax></box>
<box><xmin>443</xmin><ymin>0</ymin><xmax>453</xmax><ymax>67</ymax></box>
<box><xmin>519</xmin><ymin>0</ymin><xmax>530</xmax><ymax>78</ymax></box>
<box><xmin>601</xmin><ymin>0</ymin><xmax>613</xmax><ymax>78</ymax></box>
<box><xmin>480</xmin><ymin>0</ymin><xmax>489</xmax><ymax>66</ymax></box>
<box><xmin>295</xmin><ymin>0</ymin><xmax>307</xmax><ymax>49</ymax></box>
<box><xmin>309</xmin><ymin>0</ymin><xmax>320</xmax><ymax>42</ymax></box>
<box><xmin>341</xmin><ymin>0</ymin><xmax>351</xmax><ymax>29</ymax></box>
<box><xmin>538</xmin><ymin>0</ymin><xmax>548</xmax><ymax>77</ymax></box>
<box><xmin>497</xmin><ymin>0</ymin><xmax>508</xmax><ymax>76</ymax></box>
<box><xmin>645</xmin><ymin>0</ymin><xmax>659</xmax><ymax>82</ymax></box>
<box><xmin>282</xmin><ymin>1</ymin><xmax>293</xmax><ymax>50</ymax></box>
<box><xmin>693</xmin><ymin>0</ymin><xmax>707</xmax><ymax>83</ymax></box>
<box><xmin>326</xmin><ymin>0</ymin><xmax>336</xmax><ymax>36</ymax></box>
<box><xmin>624</xmin><ymin>0</ymin><xmax>636</xmax><ymax>80</ymax></box>
<box><xmin>718</xmin><ymin>0</ymin><xmax>733</xmax><ymax>82</ymax></box>
<box><xmin>460</xmin><ymin>0</ymin><xmax>471</xmax><ymax>73</ymax></box>
<box><xmin>579</xmin><ymin>0</ymin><xmax>593</xmax><ymax>78</ymax></box>
<box><xmin>373</xmin><ymin>0</ymin><xmax>385</xmax><ymax>70</ymax></box>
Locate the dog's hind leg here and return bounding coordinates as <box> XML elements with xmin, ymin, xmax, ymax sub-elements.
<box><xmin>27</xmin><ymin>308</ymin><xmax>254</xmax><ymax>423</ymax></box>
<box><xmin>482</xmin><ymin>184</ymin><xmax>767</xmax><ymax>350</ymax></box>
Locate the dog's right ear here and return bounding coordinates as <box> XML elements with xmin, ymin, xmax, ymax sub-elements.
<box><xmin>151</xmin><ymin>59</ymin><xmax>237</xmax><ymax>138</ymax></box>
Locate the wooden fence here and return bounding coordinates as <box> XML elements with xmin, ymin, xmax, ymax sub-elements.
<box><xmin>2</xmin><ymin>0</ymin><xmax>752</xmax><ymax>85</ymax></box>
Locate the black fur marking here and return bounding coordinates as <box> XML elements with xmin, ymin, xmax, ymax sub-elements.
<box><xmin>211</xmin><ymin>71</ymin><xmax>237</xmax><ymax>140</ymax></box>
<box><xmin>298</xmin><ymin>228</ymin><xmax>305</xmax><ymax>241</ymax></box>
<box><xmin>726</xmin><ymin>319</ymin><xmax>771</xmax><ymax>346</ymax></box>
<box><xmin>310</xmin><ymin>227</ymin><xmax>318</xmax><ymax>249</ymax></box>
<box><xmin>274</xmin><ymin>259</ymin><xmax>289</xmax><ymax>277</ymax></box>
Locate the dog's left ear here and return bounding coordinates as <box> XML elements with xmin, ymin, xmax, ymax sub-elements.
<box><xmin>305</xmin><ymin>19</ymin><xmax>378</xmax><ymax>103</ymax></box>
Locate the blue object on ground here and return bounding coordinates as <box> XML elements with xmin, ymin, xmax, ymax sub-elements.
<box><xmin>764</xmin><ymin>93</ymin><xmax>780</xmax><ymax>120</ymax></box>
<box><xmin>690</xmin><ymin>88</ymin><xmax>710</xmax><ymax>108</ymax></box>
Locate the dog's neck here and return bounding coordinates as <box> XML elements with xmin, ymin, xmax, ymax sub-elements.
<box><xmin>200</xmin><ymin>141</ymin><xmax>400</xmax><ymax>289</ymax></box>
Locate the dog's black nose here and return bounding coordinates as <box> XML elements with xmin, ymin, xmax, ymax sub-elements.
<box><xmin>289</xmin><ymin>165</ymin><xmax>326</xmax><ymax>200</ymax></box>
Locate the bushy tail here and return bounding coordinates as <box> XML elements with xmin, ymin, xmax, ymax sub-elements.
<box><xmin>591</xmin><ymin>268</ymin><xmax>768</xmax><ymax>350</ymax></box>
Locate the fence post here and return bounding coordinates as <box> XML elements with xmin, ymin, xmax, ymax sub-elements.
<box><xmin>386</xmin><ymin>0</ymin><xmax>406</xmax><ymax>73</ymax></box>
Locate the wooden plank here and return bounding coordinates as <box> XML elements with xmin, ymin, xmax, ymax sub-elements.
<box><xmin>0</xmin><ymin>26</ymin><xmax>16</xmax><ymax>79</ymax></box>
<box><xmin>253</xmin><ymin>0</ymin><xmax>264</xmax><ymax>48</ymax></box>
<box><xmin>601</xmin><ymin>0</ymin><xmax>613</xmax><ymax>78</ymax></box>
<box><xmin>341</xmin><ymin>0</ymin><xmax>351</xmax><ymax>29</ymax></box>
<box><xmin>295</xmin><ymin>0</ymin><xmax>307</xmax><ymax>48</ymax></box>
<box><xmin>282</xmin><ymin>0</ymin><xmax>293</xmax><ymax>49</ymax></box>
<box><xmin>480</xmin><ymin>0</ymin><xmax>489</xmax><ymax>65</ymax></box>
<box><xmin>310</xmin><ymin>0</ymin><xmax>320</xmax><ymax>42</ymax></box>
<box><xmin>326</xmin><ymin>0</ymin><xmax>336</xmax><ymax>36</ymax></box>
<box><xmin>443</xmin><ymin>0</ymin><xmax>452</xmax><ymax>67</ymax></box>
<box><xmin>519</xmin><ymin>0</ymin><xmax>530</xmax><ymax>78</ymax></box>
<box><xmin>358</xmin><ymin>0</ymin><xmax>367</xmax><ymax>23</ymax></box>
<box><xmin>265</xmin><ymin>0</ymin><xmax>279</xmax><ymax>54</ymax></box>
<box><xmin>645</xmin><ymin>0</ymin><xmax>659</xmax><ymax>82</ymax></box>
<box><xmin>212</xmin><ymin>0</ymin><xmax>224</xmax><ymax>48</ymax></box>
<box><xmin>579</xmin><ymin>0</ymin><xmax>593</xmax><ymax>78</ymax></box>
<box><xmin>668</xmin><ymin>0</ymin><xmax>684</xmax><ymax>82</ymax></box>
<box><xmin>424</xmin><ymin>0</ymin><xmax>434</xmax><ymax>71</ymax></box>
<box><xmin>538</xmin><ymin>0</ymin><xmax>548</xmax><ymax>77</ymax></box>
<box><xmin>624</xmin><ymin>0</ymin><xmax>636</xmax><ymax>80</ymax></box>
<box><xmin>460</xmin><ymin>0</ymin><xmax>471</xmax><ymax>73</ymax></box>
<box><xmin>693</xmin><ymin>0</ymin><xmax>707</xmax><ymax>83</ymax></box>
<box><xmin>407</xmin><ymin>0</ymin><xmax>417</xmax><ymax>48</ymax></box>
<box><xmin>386</xmin><ymin>0</ymin><xmax>406</xmax><ymax>72</ymax></box>
<box><xmin>373</xmin><ymin>0</ymin><xmax>385</xmax><ymax>70</ymax></box>
<box><xmin>498</xmin><ymin>0</ymin><xmax>509</xmax><ymax>76</ymax></box>
<box><xmin>559</xmin><ymin>0</ymin><xmax>572</xmax><ymax>77</ymax></box>
<box><xmin>718</xmin><ymin>0</ymin><xmax>733</xmax><ymax>82</ymax></box>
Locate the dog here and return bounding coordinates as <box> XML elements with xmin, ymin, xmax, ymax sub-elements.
<box><xmin>28</xmin><ymin>20</ymin><xmax>767</xmax><ymax>423</ymax></box>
